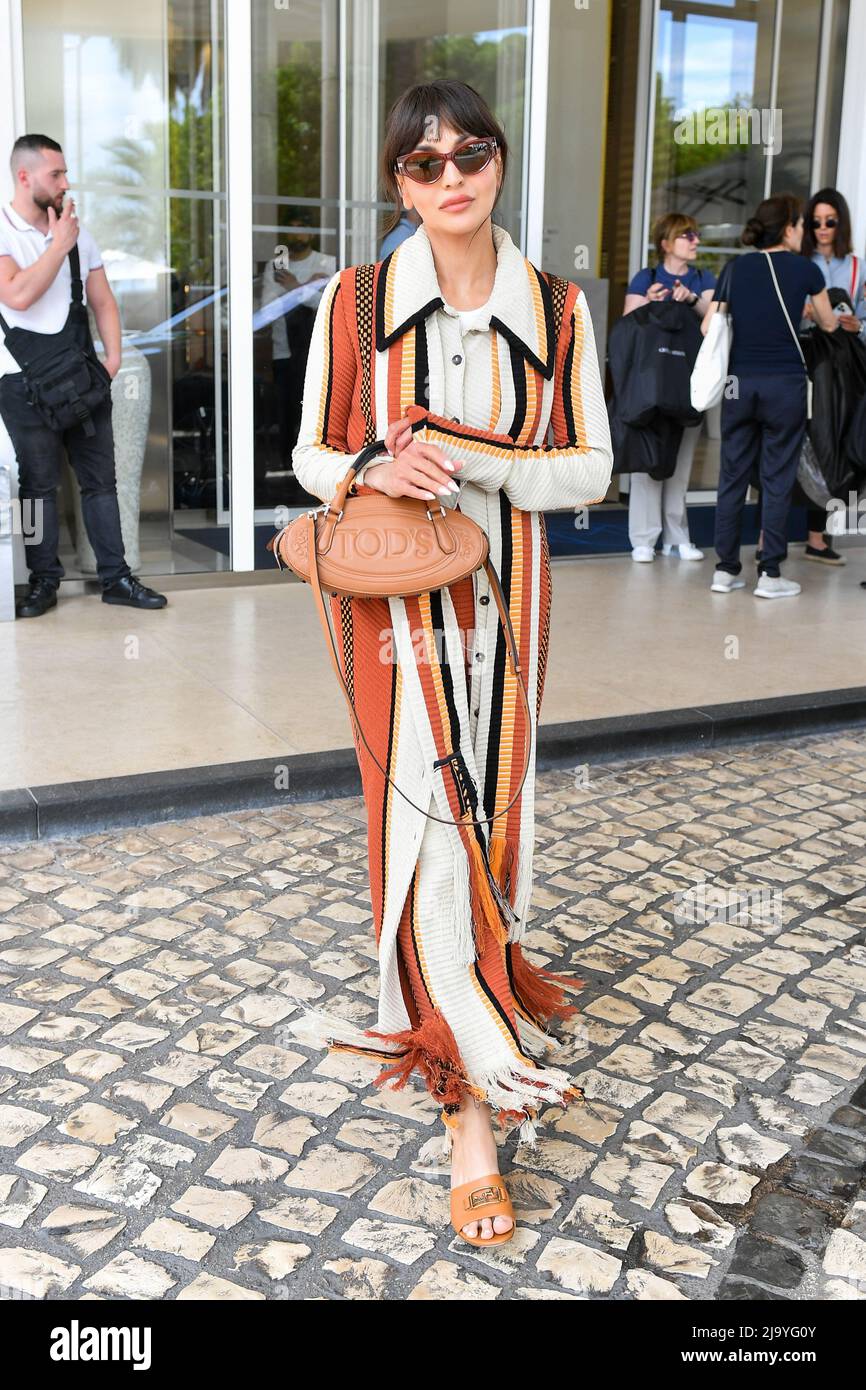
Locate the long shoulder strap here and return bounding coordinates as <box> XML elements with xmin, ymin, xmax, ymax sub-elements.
<box><xmin>303</xmin><ymin>515</ymin><xmax>532</xmax><ymax>828</ymax></box>
<box><xmin>68</xmin><ymin>244</ymin><xmax>84</xmax><ymax>304</ymax></box>
<box><xmin>762</xmin><ymin>251</ymin><xmax>807</xmax><ymax>368</ymax></box>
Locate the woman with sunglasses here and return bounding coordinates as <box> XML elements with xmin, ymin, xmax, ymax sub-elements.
<box><xmin>786</xmin><ymin>187</ymin><xmax>866</xmax><ymax>564</ymax></box>
<box><xmin>802</xmin><ymin>188</ymin><xmax>866</xmax><ymax>342</ymax></box>
<box><xmin>290</xmin><ymin>80</ymin><xmax>612</xmax><ymax>1248</ymax></box>
<box><xmin>622</xmin><ymin>212</ymin><xmax>716</xmax><ymax>563</ymax></box>
<box><xmin>702</xmin><ymin>194</ymin><xmax>839</xmax><ymax>599</ymax></box>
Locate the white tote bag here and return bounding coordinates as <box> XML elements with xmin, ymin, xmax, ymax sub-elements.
<box><xmin>690</xmin><ymin>299</ymin><xmax>732</xmax><ymax>411</ymax></box>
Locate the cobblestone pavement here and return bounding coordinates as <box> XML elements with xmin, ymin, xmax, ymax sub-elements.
<box><xmin>1</xmin><ymin>729</ymin><xmax>866</xmax><ymax>1302</ymax></box>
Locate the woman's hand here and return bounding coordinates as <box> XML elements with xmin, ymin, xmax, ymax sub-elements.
<box><xmin>384</xmin><ymin>414</ymin><xmax>413</xmax><ymax>458</ymax></box>
<box><xmin>669</xmin><ymin>280</ymin><xmax>693</xmax><ymax>302</ymax></box>
<box><xmin>364</xmin><ymin>437</ymin><xmax>462</xmax><ymax>500</ymax></box>
<box><xmin>646</xmin><ymin>281</ymin><xmax>669</xmax><ymax>302</ymax></box>
<box><xmin>810</xmin><ymin>288</ymin><xmax>840</xmax><ymax>333</ymax></box>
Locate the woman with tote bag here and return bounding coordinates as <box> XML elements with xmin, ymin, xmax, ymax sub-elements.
<box><xmin>287</xmin><ymin>80</ymin><xmax>613</xmax><ymax>1246</ymax></box>
<box><xmin>700</xmin><ymin>195</ymin><xmax>839</xmax><ymax>598</ymax></box>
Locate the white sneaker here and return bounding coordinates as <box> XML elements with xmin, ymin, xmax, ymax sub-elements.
<box><xmin>631</xmin><ymin>546</ymin><xmax>655</xmax><ymax>563</ymax></box>
<box><xmin>710</xmin><ymin>569</ymin><xmax>746</xmax><ymax>592</ymax></box>
<box><xmin>754</xmin><ymin>575</ymin><xmax>801</xmax><ymax>599</ymax></box>
<box><xmin>662</xmin><ymin>542</ymin><xmax>705</xmax><ymax>560</ymax></box>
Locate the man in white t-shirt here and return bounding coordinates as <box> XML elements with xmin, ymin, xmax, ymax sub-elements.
<box><xmin>0</xmin><ymin>134</ymin><xmax>166</xmax><ymax>618</ymax></box>
<box><xmin>258</xmin><ymin>213</ymin><xmax>334</xmax><ymax>463</ymax></box>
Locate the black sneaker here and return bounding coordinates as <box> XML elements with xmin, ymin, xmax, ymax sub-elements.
<box><xmin>16</xmin><ymin>578</ymin><xmax>59</xmax><ymax>619</ymax></box>
<box><xmin>102</xmin><ymin>576</ymin><xmax>168</xmax><ymax>609</ymax></box>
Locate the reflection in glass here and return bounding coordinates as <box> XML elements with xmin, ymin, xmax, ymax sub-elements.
<box><xmin>20</xmin><ymin>0</ymin><xmax>226</xmax><ymax>574</ymax></box>
<box><xmin>652</xmin><ymin>0</ymin><xmax>775</xmax><ymax>272</ymax></box>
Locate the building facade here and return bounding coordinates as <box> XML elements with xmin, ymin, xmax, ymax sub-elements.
<box><xmin>0</xmin><ymin>0</ymin><xmax>862</xmax><ymax>589</ymax></box>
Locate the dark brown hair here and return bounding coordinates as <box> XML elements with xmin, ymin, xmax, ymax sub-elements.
<box><xmin>741</xmin><ymin>194</ymin><xmax>803</xmax><ymax>249</ymax></box>
<box><xmin>801</xmin><ymin>187</ymin><xmax>854</xmax><ymax>260</ymax></box>
<box><xmin>653</xmin><ymin>211</ymin><xmax>699</xmax><ymax>261</ymax></box>
<box><xmin>10</xmin><ymin>133</ymin><xmax>63</xmax><ymax>173</ymax></box>
<box><xmin>380</xmin><ymin>80</ymin><xmax>508</xmax><ymax>241</ymax></box>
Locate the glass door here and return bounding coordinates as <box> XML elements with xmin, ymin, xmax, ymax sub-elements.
<box><xmin>249</xmin><ymin>0</ymin><xmax>530</xmax><ymax>562</ymax></box>
<box><xmin>645</xmin><ymin>0</ymin><xmax>844</xmax><ymax>495</ymax></box>
<box><xmin>20</xmin><ymin>0</ymin><xmax>227</xmax><ymax>576</ymax></box>
<box><xmin>650</xmin><ymin>0</ymin><xmax>778</xmax><ymax>269</ymax></box>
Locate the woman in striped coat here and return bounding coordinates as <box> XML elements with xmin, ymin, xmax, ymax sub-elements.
<box><xmin>290</xmin><ymin>80</ymin><xmax>613</xmax><ymax>1243</ymax></box>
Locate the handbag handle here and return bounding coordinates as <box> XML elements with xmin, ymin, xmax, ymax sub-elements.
<box><xmin>297</xmin><ymin>453</ymin><xmax>533</xmax><ymax>829</ymax></box>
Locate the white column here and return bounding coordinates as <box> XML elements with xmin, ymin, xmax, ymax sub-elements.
<box><xmin>225</xmin><ymin>0</ymin><xmax>255</xmax><ymax>571</ymax></box>
<box><xmin>0</xmin><ymin>1</ymin><xmax>23</xmax><ymax>620</ymax></box>
<box><xmin>837</xmin><ymin>0</ymin><xmax>866</xmax><ymax>256</ymax></box>
<box><xmin>0</xmin><ymin>1</ymin><xmax>24</xmax><ymax>191</ymax></box>
<box><xmin>525</xmin><ymin>0</ymin><xmax>550</xmax><ymax>264</ymax></box>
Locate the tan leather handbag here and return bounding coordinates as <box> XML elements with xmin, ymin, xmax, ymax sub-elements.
<box><xmin>267</xmin><ymin>439</ymin><xmax>532</xmax><ymax>827</ymax></box>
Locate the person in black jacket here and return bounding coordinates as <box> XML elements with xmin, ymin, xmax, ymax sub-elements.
<box><xmin>622</xmin><ymin>212</ymin><xmax>715</xmax><ymax>562</ymax></box>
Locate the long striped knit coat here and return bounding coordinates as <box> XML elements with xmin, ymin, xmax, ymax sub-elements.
<box><xmin>289</xmin><ymin>221</ymin><xmax>613</xmax><ymax>1142</ymax></box>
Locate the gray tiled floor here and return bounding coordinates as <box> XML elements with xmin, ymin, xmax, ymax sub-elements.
<box><xmin>1</xmin><ymin>729</ymin><xmax>865</xmax><ymax>1300</ymax></box>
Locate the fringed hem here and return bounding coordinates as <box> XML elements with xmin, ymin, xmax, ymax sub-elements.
<box><xmin>507</xmin><ymin>941</ymin><xmax>587</xmax><ymax>1030</ymax></box>
<box><xmin>363</xmin><ymin>1007</ymin><xmax>487</xmax><ymax>1109</ymax></box>
<box><xmin>471</xmin><ymin>1059</ymin><xmax>586</xmax><ymax>1145</ymax></box>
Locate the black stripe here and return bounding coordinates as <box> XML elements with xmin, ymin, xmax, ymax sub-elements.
<box><xmin>380</xmin><ymin>654</ymin><xmax>398</xmax><ymax>920</ymax></box>
<box><xmin>507</xmin><ymin>339</ymin><xmax>527</xmax><ymax>442</ymax></box>
<box><xmin>414</xmin><ymin>320</ymin><xmax>430</xmax><ymax>407</ymax></box>
<box><xmin>483</xmin><ymin>491</ymin><xmax>512</xmax><ymax>822</ymax></box>
<box><xmin>561</xmin><ymin>306</ymin><xmax>578</xmax><ymax>445</ymax></box>
<box><xmin>320</xmin><ymin>282</ymin><xmax>340</xmax><ymax>445</ymax></box>
<box><xmin>429</xmin><ymin>588</ymin><xmax>464</xmax><ymax>760</ymax></box>
<box><xmin>430</xmin><ymin>588</ymin><xmax>480</xmax><ymax>828</ymax></box>
<box><xmin>471</xmin><ymin>960</ymin><xmax>523</xmax><ymax>1052</ymax></box>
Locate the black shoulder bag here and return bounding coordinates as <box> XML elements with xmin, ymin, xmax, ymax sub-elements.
<box><xmin>0</xmin><ymin>244</ymin><xmax>112</xmax><ymax>436</ymax></box>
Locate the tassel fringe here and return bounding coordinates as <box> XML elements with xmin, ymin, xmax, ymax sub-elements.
<box><xmin>466</xmin><ymin>832</ymin><xmax>509</xmax><ymax>949</ymax></box>
<box><xmin>276</xmin><ymin>994</ymin><xmax>407</xmax><ymax>1057</ymax></box>
<box><xmin>472</xmin><ymin>1057</ymin><xmax>586</xmax><ymax>1147</ymax></box>
<box><xmin>363</xmin><ymin>1007</ymin><xmax>487</xmax><ymax>1108</ymax></box>
<box><xmin>487</xmin><ymin>834</ymin><xmax>515</xmax><ymax>896</ymax></box>
<box><xmin>515</xmin><ymin>1009</ymin><xmax>562</xmax><ymax>1058</ymax></box>
<box><xmin>507</xmin><ymin>942</ymin><xmax>586</xmax><ymax>1028</ymax></box>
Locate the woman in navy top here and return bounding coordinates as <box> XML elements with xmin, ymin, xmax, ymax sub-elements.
<box><xmin>701</xmin><ymin>194</ymin><xmax>838</xmax><ymax>598</ymax></box>
<box><xmin>623</xmin><ymin>212</ymin><xmax>716</xmax><ymax>563</ymax></box>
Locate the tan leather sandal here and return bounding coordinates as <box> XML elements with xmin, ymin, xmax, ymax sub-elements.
<box><xmin>450</xmin><ymin>1173</ymin><xmax>516</xmax><ymax>1247</ymax></box>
